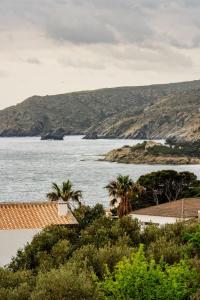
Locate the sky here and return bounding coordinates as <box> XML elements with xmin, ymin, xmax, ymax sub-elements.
<box><xmin>0</xmin><ymin>0</ymin><xmax>200</xmax><ymax>109</ymax></box>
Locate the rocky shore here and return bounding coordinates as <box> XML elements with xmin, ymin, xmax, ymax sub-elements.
<box><xmin>103</xmin><ymin>141</ymin><xmax>200</xmax><ymax>165</ymax></box>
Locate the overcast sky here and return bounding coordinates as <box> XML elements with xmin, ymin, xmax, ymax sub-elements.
<box><xmin>0</xmin><ymin>0</ymin><xmax>200</xmax><ymax>109</ymax></box>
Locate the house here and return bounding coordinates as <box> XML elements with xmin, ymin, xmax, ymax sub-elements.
<box><xmin>0</xmin><ymin>201</ymin><xmax>78</xmax><ymax>266</ymax></box>
<box><xmin>129</xmin><ymin>198</ymin><xmax>200</xmax><ymax>226</ymax></box>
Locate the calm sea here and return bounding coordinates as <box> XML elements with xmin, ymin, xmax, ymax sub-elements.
<box><xmin>0</xmin><ymin>136</ymin><xmax>200</xmax><ymax>207</ymax></box>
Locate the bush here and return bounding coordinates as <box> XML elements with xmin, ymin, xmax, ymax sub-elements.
<box><xmin>31</xmin><ymin>262</ymin><xmax>103</xmax><ymax>300</ymax></box>
<box><xmin>146</xmin><ymin>236</ymin><xmax>187</xmax><ymax>264</ymax></box>
<box><xmin>141</xmin><ymin>224</ymin><xmax>162</xmax><ymax>245</ymax></box>
<box><xmin>183</xmin><ymin>224</ymin><xmax>200</xmax><ymax>256</ymax></box>
<box><xmin>0</xmin><ymin>268</ymin><xmax>34</xmax><ymax>299</ymax></box>
<box><xmin>70</xmin><ymin>241</ymin><xmax>133</xmax><ymax>278</ymax></box>
<box><xmin>100</xmin><ymin>246</ymin><xmax>198</xmax><ymax>300</ymax></box>
<box><xmin>161</xmin><ymin>221</ymin><xmax>188</xmax><ymax>243</ymax></box>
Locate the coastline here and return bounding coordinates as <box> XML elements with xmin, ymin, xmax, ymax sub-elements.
<box><xmin>103</xmin><ymin>142</ymin><xmax>200</xmax><ymax>165</ymax></box>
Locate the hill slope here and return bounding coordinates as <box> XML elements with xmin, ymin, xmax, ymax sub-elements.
<box><xmin>0</xmin><ymin>80</ymin><xmax>200</xmax><ymax>141</ymax></box>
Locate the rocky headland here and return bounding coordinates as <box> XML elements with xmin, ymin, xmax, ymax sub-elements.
<box><xmin>103</xmin><ymin>141</ymin><xmax>200</xmax><ymax>165</ymax></box>
<box><xmin>0</xmin><ymin>80</ymin><xmax>200</xmax><ymax>142</ymax></box>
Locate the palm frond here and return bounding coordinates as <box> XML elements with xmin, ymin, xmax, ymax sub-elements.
<box><xmin>110</xmin><ymin>198</ymin><xmax>117</xmax><ymax>207</ymax></box>
<box><xmin>71</xmin><ymin>190</ymin><xmax>82</xmax><ymax>206</ymax></box>
<box><xmin>47</xmin><ymin>192</ymin><xmax>59</xmax><ymax>201</ymax></box>
<box><xmin>48</xmin><ymin>180</ymin><xmax>82</xmax><ymax>208</ymax></box>
<box><xmin>106</xmin><ymin>175</ymin><xmax>141</xmax><ymax>217</ymax></box>
<box><xmin>62</xmin><ymin>180</ymin><xmax>72</xmax><ymax>193</ymax></box>
<box><xmin>52</xmin><ymin>183</ymin><xmax>61</xmax><ymax>197</ymax></box>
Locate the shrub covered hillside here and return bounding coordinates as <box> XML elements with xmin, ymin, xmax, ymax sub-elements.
<box><xmin>1</xmin><ymin>204</ymin><xmax>200</xmax><ymax>299</ymax></box>
<box><xmin>1</xmin><ymin>80</ymin><xmax>200</xmax><ymax>142</ymax></box>
<box><xmin>104</xmin><ymin>140</ymin><xmax>200</xmax><ymax>165</ymax></box>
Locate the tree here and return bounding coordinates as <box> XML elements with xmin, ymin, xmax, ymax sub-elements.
<box><xmin>9</xmin><ymin>225</ymin><xmax>78</xmax><ymax>271</ymax></box>
<box><xmin>47</xmin><ymin>180</ymin><xmax>82</xmax><ymax>211</ymax></box>
<box><xmin>106</xmin><ymin>175</ymin><xmax>143</xmax><ymax>217</ymax></box>
<box><xmin>80</xmin><ymin>216</ymin><xmax>141</xmax><ymax>248</ymax></box>
<box><xmin>138</xmin><ymin>170</ymin><xmax>198</xmax><ymax>206</ymax></box>
<box><xmin>74</xmin><ymin>204</ymin><xmax>105</xmax><ymax>229</ymax></box>
<box><xmin>100</xmin><ymin>246</ymin><xmax>198</xmax><ymax>300</ymax></box>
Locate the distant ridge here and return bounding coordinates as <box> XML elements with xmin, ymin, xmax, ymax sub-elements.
<box><xmin>0</xmin><ymin>79</ymin><xmax>200</xmax><ymax>141</ymax></box>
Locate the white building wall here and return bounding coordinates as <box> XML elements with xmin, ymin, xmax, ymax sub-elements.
<box><xmin>0</xmin><ymin>228</ymin><xmax>42</xmax><ymax>266</ymax></box>
<box><xmin>130</xmin><ymin>214</ymin><xmax>188</xmax><ymax>226</ymax></box>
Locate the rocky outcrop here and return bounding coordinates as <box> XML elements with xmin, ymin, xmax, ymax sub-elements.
<box><xmin>41</xmin><ymin>128</ymin><xmax>65</xmax><ymax>140</ymax></box>
<box><xmin>103</xmin><ymin>141</ymin><xmax>200</xmax><ymax>165</ymax></box>
<box><xmin>83</xmin><ymin>132</ymin><xmax>98</xmax><ymax>139</ymax></box>
<box><xmin>0</xmin><ymin>80</ymin><xmax>200</xmax><ymax>141</ymax></box>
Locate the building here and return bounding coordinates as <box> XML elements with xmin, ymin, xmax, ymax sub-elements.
<box><xmin>0</xmin><ymin>201</ymin><xmax>78</xmax><ymax>266</ymax></box>
<box><xmin>129</xmin><ymin>198</ymin><xmax>200</xmax><ymax>226</ymax></box>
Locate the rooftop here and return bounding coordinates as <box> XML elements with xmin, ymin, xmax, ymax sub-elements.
<box><xmin>0</xmin><ymin>201</ymin><xmax>78</xmax><ymax>230</ymax></box>
<box><xmin>130</xmin><ymin>198</ymin><xmax>200</xmax><ymax>219</ymax></box>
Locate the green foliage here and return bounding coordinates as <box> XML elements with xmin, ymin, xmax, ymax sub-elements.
<box><xmin>160</xmin><ymin>221</ymin><xmax>188</xmax><ymax>243</ymax></box>
<box><xmin>5</xmin><ymin>203</ymin><xmax>200</xmax><ymax>299</ymax></box>
<box><xmin>182</xmin><ymin>185</ymin><xmax>200</xmax><ymax>198</ymax></box>
<box><xmin>184</xmin><ymin>224</ymin><xmax>200</xmax><ymax>255</ymax></box>
<box><xmin>106</xmin><ymin>175</ymin><xmax>143</xmax><ymax>217</ymax></box>
<box><xmin>80</xmin><ymin>216</ymin><xmax>141</xmax><ymax>248</ymax></box>
<box><xmin>100</xmin><ymin>246</ymin><xmax>198</xmax><ymax>300</ymax></box>
<box><xmin>70</xmin><ymin>242</ymin><xmax>132</xmax><ymax>278</ymax></box>
<box><xmin>165</xmin><ymin>139</ymin><xmax>200</xmax><ymax>158</ymax></box>
<box><xmin>9</xmin><ymin>226</ymin><xmax>78</xmax><ymax>272</ymax></box>
<box><xmin>146</xmin><ymin>140</ymin><xmax>200</xmax><ymax>158</ymax></box>
<box><xmin>117</xmin><ymin>216</ymin><xmax>141</xmax><ymax>246</ymax></box>
<box><xmin>47</xmin><ymin>180</ymin><xmax>82</xmax><ymax>210</ymax></box>
<box><xmin>137</xmin><ymin>170</ymin><xmax>198</xmax><ymax>206</ymax></box>
<box><xmin>132</xmin><ymin>141</ymin><xmax>147</xmax><ymax>150</ymax></box>
<box><xmin>146</xmin><ymin>236</ymin><xmax>188</xmax><ymax>264</ymax></box>
<box><xmin>141</xmin><ymin>223</ymin><xmax>162</xmax><ymax>244</ymax></box>
<box><xmin>74</xmin><ymin>203</ymin><xmax>105</xmax><ymax>229</ymax></box>
<box><xmin>0</xmin><ymin>269</ymin><xmax>34</xmax><ymax>299</ymax></box>
<box><xmin>191</xmin><ymin>289</ymin><xmax>200</xmax><ymax>300</ymax></box>
<box><xmin>80</xmin><ymin>217</ymin><xmax>117</xmax><ymax>248</ymax></box>
<box><xmin>9</xmin><ymin>215</ymin><xmax>139</xmax><ymax>273</ymax></box>
<box><xmin>31</xmin><ymin>262</ymin><xmax>103</xmax><ymax>300</ymax></box>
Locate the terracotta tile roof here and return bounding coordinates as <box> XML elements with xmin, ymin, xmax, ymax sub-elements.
<box><xmin>0</xmin><ymin>202</ymin><xmax>78</xmax><ymax>230</ymax></box>
<box><xmin>130</xmin><ymin>198</ymin><xmax>200</xmax><ymax>219</ymax></box>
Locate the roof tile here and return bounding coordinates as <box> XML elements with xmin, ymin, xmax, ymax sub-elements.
<box><xmin>0</xmin><ymin>202</ymin><xmax>78</xmax><ymax>230</ymax></box>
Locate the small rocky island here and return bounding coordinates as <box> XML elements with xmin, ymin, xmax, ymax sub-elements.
<box><xmin>41</xmin><ymin>128</ymin><xmax>65</xmax><ymax>140</ymax></box>
<box><xmin>103</xmin><ymin>140</ymin><xmax>200</xmax><ymax>165</ymax></box>
<box><xmin>83</xmin><ymin>131</ymin><xmax>98</xmax><ymax>139</ymax></box>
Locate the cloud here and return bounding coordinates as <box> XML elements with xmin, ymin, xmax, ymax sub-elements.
<box><xmin>0</xmin><ymin>0</ymin><xmax>200</xmax><ymax>110</ymax></box>
<box><xmin>0</xmin><ymin>0</ymin><xmax>200</xmax><ymax>49</ymax></box>
<box><xmin>26</xmin><ymin>57</ymin><xmax>41</xmax><ymax>65</ymax></box>
<box><xmin>0</xmin><ymin>70</ymin><xmax>9</xmax><ymax>77</ymax></box>
<box><xmin>59</xmin><ymin>56</ymin><xmax>105</xmax><ymax>70</ymax></box>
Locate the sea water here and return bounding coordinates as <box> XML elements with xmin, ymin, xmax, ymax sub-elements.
<box><xmin>0</xmin><ymin>136</ymin><xmax>200</xmax><ymax>206</ymax></box>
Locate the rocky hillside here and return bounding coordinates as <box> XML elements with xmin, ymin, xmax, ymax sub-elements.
<box><xmin>0</xmin><ymin>80</ymin><xmax>200</xmax><ymax>140</ymax></box>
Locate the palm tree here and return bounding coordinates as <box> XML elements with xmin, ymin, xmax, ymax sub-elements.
<box><xmin>106</xmin><ymin>175</ymin><xmax>142</xmax><ymax>218</ymax></box>
<box><xmin>47</xmin><ymin>180</ymin><xmax>82</xmax><ymax>211</ymax></box>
